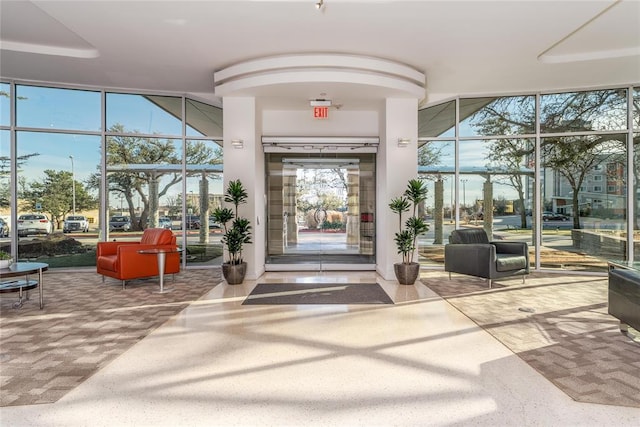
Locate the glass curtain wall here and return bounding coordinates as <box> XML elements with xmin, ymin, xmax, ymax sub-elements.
<box><xmin>0</xmin><ymin>83</ymin><xmax>11</xmax><ymax>259</ymax></box>
<box><xmin>419</xmin><ymin>87</ymin><xmax>638</xmax><ymax>271</ymax></box>
<box><xmin>0</xmin><ymin>82</ymin><xmax>223</xmax><ymax>268</ymax></box>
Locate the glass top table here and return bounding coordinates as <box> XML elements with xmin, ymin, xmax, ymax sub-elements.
<box><xmin>137</xmin><ymin>248</ymin><xmax>182</xmax><ymax>293</ymax></box>
<box><xmin>0</xmin><ymin>262</ymin><xmax>48</xmax><ymax>309</ymax></box>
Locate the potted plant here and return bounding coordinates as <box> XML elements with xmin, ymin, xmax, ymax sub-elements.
<box><xmin>212</xmin><ymin>179</ymin><xmax>252</xmax><ymax>284</ymax></box>
<box><xmin>0</xmin><ymin>250</ymin><xmax>13</xmax><ymax>269</ymax></box>
<box><xmin>389</xmin><ymin>178</ymin><xmax>429</xmax><ymax>285</ymax></box>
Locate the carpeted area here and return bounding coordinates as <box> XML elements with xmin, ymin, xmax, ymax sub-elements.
<box><xmin>242</xmin><ymin>282</ymin><xmax>394</xmax><ymax>305</ymax></box>
<box><xmin>421</xmin><ymin>271</ymin><xmax>640</xmax><ymax>408</ymax></box>
<box><xmin>0</xmin><ymin>268</ymin><xmax>222</xmax><ymax>407</ymax></box>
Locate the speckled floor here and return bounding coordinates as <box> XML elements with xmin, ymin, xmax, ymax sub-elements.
<box><xmin>1</xmin><ymin>270</ymin><xmax>639</xmax><ymax>426</ymax></box>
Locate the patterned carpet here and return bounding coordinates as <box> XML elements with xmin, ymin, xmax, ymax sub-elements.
<box><xmin>0</xmin><ymin>268</ymin><xmax>222</xmax><ymax>407</ymax></box>
<box><xmin>3</xmin><ymin>267</ymin><xmax>639</xmax><ymax>409</ymax></box>
<box><xmin>421</xmin><ymin>271</ymin><xmax>640</xmax><ymax>408</ymax></box>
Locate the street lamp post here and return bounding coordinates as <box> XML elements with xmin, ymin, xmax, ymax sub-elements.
<box><xmin>69</xmin><ymin>155</ymin><xmax>76</xmax><ymax>215</ymax></box>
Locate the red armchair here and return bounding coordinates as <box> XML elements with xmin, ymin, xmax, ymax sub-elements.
<box><xmin>97</xmin><ymin>228</ymin><xmax>180</xmax><ymax>288</ymax></box>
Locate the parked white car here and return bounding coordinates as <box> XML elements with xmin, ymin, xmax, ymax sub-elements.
<box><xmin>63</xmin><ymin>215</ymin><xmax>90</xmax><ymax>233</ymax></box>
<box><xmin>17</xmin><ymin>213</ymin><xmax>53</xmax><ymax>236</ymax></box>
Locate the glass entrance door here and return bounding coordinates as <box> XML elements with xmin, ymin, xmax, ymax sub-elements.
<box><xmin>265</xmin><ymin>153</ymin><xmax>376</xmax><ymax>270</ymax></box>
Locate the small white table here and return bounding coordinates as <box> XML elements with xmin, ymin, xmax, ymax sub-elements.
<box><xmin>137</xmin><ymin>248</ymin><xmax>181</xmax><ymax>293</ymax></box>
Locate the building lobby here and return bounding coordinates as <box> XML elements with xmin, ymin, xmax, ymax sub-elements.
<box><xmin>1</xmin><ymin>1</ymin><xmax>639</xmax><ymax>426</ymax></box>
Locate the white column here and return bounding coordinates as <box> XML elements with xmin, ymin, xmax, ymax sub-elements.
<box><xmin>222</xmin><ymin>97</ymin><xmax>265</xmax><ymax>280</ymax></box>
<box><xmin>377</xmin><ymin>98</ymin><xmax>419</xmax><ymax>281</ymax></box>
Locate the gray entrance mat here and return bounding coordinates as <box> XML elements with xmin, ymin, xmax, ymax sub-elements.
<box><xmin>242</xmin><ymin>283</ymin><xmax>394</xmax><ymax>305</ymax></box>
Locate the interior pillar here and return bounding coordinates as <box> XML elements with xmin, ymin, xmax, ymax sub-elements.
<box><xmin>377</xmin><ymin>98</ymin><xmax>419</xmax><ymax>281</ymax></box>
<box><xmin>222</xmin><ymin>97</ymin><xmax>265</xmax><ymax>280</ymax></box>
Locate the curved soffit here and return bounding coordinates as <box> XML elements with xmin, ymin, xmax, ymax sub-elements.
<box><xmin>213</xmin><ymin>54</ymin><xmax>426</xmax><ymax>100</ymax></box>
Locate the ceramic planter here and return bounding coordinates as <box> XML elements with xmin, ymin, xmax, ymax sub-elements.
<box><xmin>222</xmin><ymin>261</ymin><xmax>247</xmax><ymax>285</ymax></box>
<box><xmin>393</xmin><ymin>262</ymin><xmax>420</xmax><ymax>285</ymax></box>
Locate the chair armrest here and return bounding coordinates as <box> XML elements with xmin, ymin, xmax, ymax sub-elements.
<box><xmin>97</xmin><ymin>241</ymin><xmax>138</xmax><ymax>257</ymax></box>
<box><xmin>445</xmin><ymin>243</ymin><xmax>496</xmax><ymax>277</ymax></box>
<box><xmin>491</xmin><ymin>241</ymin><xmax>528</xmax><ymax>256</ymax></box>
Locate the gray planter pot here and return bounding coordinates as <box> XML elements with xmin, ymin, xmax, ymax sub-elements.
<box><xmin>393</xmin><ymin>262</ymin><xmax>420</xmax><ymax>285</ymax></box>
<box><xmin>222</xmin><ymin>262</ymin><xmax>247</xmax><ymax>285</ymax></box>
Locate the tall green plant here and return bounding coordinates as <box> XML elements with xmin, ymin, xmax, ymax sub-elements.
<box><xmin>389</xmin><ymin>179</ymin><xmax>429</xmax><ymax>264</ymax></box>
<box><xmin>212</xmin><ymin>179</ymin><xmax>252</xmax><ymax>265</ymax></box>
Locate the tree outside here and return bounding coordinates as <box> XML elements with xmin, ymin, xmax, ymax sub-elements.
<box><xmin>21</xmin><ymin>169</ymin><xmax>98</xmax><ymax>229</ymax></box>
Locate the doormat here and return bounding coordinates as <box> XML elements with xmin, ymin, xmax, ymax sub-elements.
<box><xmin>242</xmin><ymin>283</ymin><xmax>394</xmax><ymax>305</ymax></box>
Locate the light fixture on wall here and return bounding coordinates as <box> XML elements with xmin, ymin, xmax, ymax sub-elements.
<box><xmin>310</xmin><ymin>98</ymin><xmax>331</xmax><ymax>107</ymax></box>
<box><xmin>315</xmin><ymin>0</ymin><xmax>324</xmax><ymax>10</ymax></box>
<box><xmin>397</xmin><ymin>138</ymin><xmax>411</xmax><ymax>147</ymax></box>
<box><xmin>231</xmin><ymin>139</ymin><xmax>244</xmax><ymax>149</ymax></box>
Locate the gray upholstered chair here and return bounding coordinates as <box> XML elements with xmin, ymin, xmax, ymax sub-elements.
<box><xmin>444</xmin><ymin>228</ymin><xmax>529</xmax><ymax>288</ymax></box>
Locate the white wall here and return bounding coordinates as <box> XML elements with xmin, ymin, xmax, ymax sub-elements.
<box><xmin>225</xmin><ymin>100</ymin><xmax>419</xmax><ymax>281</ymax></box>
<box><xmin>376</xmin><ymin>98</ymin><xmax>419</xmax><ymax>280</ymax></box>
<box><xmin>262</xmin><ymin>110</ymin><xmax>379</xmax><ymax>136</ymax></box>
<box><xmin>222</xmin><ymin>97</ymin><xmax>266</xmax><ymax>280</ymax></box>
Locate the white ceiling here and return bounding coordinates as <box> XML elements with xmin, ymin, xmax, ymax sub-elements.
<box><xmin>1</xmin><ymin>0</ymin><xmax>639</xmax><ymax>109</ymax></box>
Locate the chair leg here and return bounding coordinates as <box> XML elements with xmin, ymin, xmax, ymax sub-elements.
<box><xmin>122</xmin><ymin>280</ymin><xmax>126</xmax><ymax>290</ymax></box>
<box><xmin>522</xmin><ymin>275</ymin><xmax>526</xmax><ymax>284</ymax></box>
<box><xmin>102</xmin><ymin>275</ymin><xmax>105</xmax><ymax>283</ymax></box>
<box><xmin>488</xmin><ymin>279</ymin><xmax>492</xmax><ymax>289</ymax></box>
<box><xmin>448</xmin><ymin>272</ymin><xmax>451</xmax><ymax>280</ymax></box>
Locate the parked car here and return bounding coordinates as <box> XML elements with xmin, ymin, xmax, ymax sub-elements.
<box><xmin>109</xmin><ymin>215</ymin><xmax>131</xmax><ymax>232</ymax></box>
<box><xmin>208</xmin><ymin>217</ymin><xmax>221</xmax><ymax>229</ymax></box>
<box><xmin>63</xmin><ymin>215</ymin><xmax>90</xmax><ymax>233</ymax></box>
<box><xmin>0</xmin><ymin>218</ymin><xmax>9</xmax><ymax>237</ymax></box>
<box><xmin>159</xmin><ymin>216</ymin><xmax>172</xmax><ymax>229</ymax></box>
<box><xmin>17</xmin><ymin>213</ymin><xmax>53</xmax><ymax>236</ymax></box>
<box><xmin>185</xmin><ymin>215</ymin><xmax>200</xmax><ymax>229</ymax></box>
<box><xmin>542</xmin><ymin>211</ymin><xmax>569</xmax><ymax>221</ymax></box>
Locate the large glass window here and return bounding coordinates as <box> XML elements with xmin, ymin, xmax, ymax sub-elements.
<box><xmin>182</xmin><ymin>140</ymin><xmax>223</xmax><ymax>266</ymax></box>
<box><xmin>0</xmin><ymin>130</ymin><xmax>11</xmax><ymax>257</ymax></box>
<box><xmin>420</xmin><ymin>87</ymin><xmax>635</xmax><ymax>272</ymax></box>
<box><xmin>418</xmin><ymin>140</ymin><xmax>455</xmax><ymax>266</ymax></box>
<box><xmin>186</xmin><ymin>99</ymin><xmax>223</xmax><ymax>137</ymax></box>
<box><xmin>4</xmin><ymin>83</ymin><xmax>223</xmax><ymax>269</ymax></box>
<box><xmin>541</xmin><ymin>134</ymin><xmax>627</xmax><ymax>267</ymax></box>
<box><xmin>106</xmin><ymin>93</ymin><xmax>183</xmax><ymax>136</ymax></box>
<box><xmin>460</xmin><ymin>95</ymin><xmax>535</xmax><ymax>137</ymax></box>
<box><xmin>418</xmin><ymin>100</ymin><xmax>455</xmax><ymax>138</ymax></box>
<box><xmin>0</xmin><ymin>82</ymin><xmax>10</xmax><ymax>126</ymax></box>
<box><xmin>105</xmin><ymin>135</ymin><xmax>182</xmax><ymax>237</ymax></box>
<box><xmin>634</xmin><ymin>132</ymin><xmax>640</xmax><ymax>262</ymax></box>
<box><xmin>540</xmin><ymin>89</ymin><xmax>627</xmax><ymax>133</ymax></box>
<box><xmin>16</xmin><ymin>131</ymin><xmax>100</xmax><ymax>266</ymax></box>
<box><xmin>16</xmin><ymin>85</ymin><xmax>101</xmax><ymax>131</ymax></box>
<box><xmin>634</xmin><ymin>87</ymin><xmax>639</xmax><ymax>130</ymax></box>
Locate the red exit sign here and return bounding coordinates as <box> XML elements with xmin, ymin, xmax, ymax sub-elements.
<box><xmin>313</xmin><ymin>106</ymin><xmax>329</xmax><ymax>119</ymax></box>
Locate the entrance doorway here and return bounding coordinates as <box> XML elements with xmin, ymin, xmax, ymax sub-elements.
<box><xmin>265</xmin><ymin>153</ymin><xmax>376</xmax><ymax>270</ymax></box>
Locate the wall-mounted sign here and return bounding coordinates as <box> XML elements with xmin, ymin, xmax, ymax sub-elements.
<box><xmin>313</xmin><ymin>106</ymin><xmax>328</xmax><ymax>119</ymax></box>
